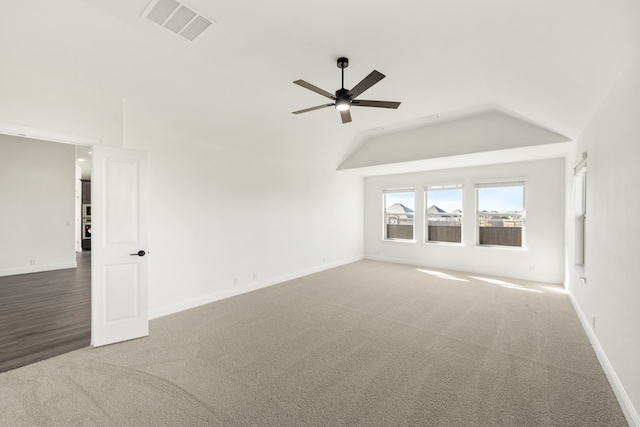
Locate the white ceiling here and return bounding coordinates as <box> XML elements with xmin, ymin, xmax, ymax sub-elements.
<box><xmin>1</xmin><ymin>0</ymin><xmax>639</xmax><ymax>170</ymax></box>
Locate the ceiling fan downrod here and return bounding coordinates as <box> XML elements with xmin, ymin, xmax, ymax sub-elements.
<box><xmin>337</xmin><ymin>57</ymin><xmax>349</xmax><ymax>89</ymax></box>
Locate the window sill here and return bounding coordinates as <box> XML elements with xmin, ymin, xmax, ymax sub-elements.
<box><xmin>382</xmin><ymin>239</ymin><xmax>416</xmax><ymax>243</ymax></box>
<box><xmin>424</xmin><ymin>241</ymin><xmax>464</xmax><ymax>247</ymax></box>
<box><xmin>474</xmin><ymin>244</ymin><xmax>528</xmax><ymax>251</ymax></box>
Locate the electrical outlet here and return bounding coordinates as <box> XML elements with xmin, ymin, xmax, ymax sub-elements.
<box><xmin>592</xmin><ymin>315</ymin><xmax>596</xmax><ymax>329</ymax></box>
<box><xmin>30</xmin><ymin>259</ymin><xmax>36</xmax><ymax>265</ymax></box>
<box><xmin>529</xmin><ymin>265</ymin><xmax>535</xmax><ymax>272</ymax></box>
<box><xmin>233</xmin><ymin>277</ymin><xmax>238</xmax><ymax>286</ymax></box>
<box><xmin>253</xmin><ymin>273</ymin><xmax>257</xmax><ymax>281</ymax></box>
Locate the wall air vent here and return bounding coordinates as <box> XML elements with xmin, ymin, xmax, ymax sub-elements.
<box><xmin>142</xmin><ymin>0</ymin><xmax>215</xmax><ymax>41</ymax></box>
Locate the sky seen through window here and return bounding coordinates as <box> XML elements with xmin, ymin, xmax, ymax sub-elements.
<box><xmin>385</xmin><ymin>186</ymin><xmax>524</xmax><ymax>213</ymax></box>
<box><xmin>478</xmin><ymin>187</ymin><xmax>523</xmax><ymax>212</ymax></box>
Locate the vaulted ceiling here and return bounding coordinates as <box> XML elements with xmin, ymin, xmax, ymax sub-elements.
<box><xmin>2</xmin><ymin>1</ymin><xmax>639</xmax><ymax>170</ymax></box>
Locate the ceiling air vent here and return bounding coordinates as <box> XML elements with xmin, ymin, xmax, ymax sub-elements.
<box><xmin>142</xmin><ymin>0</ymin><xmax>215</xmax><ymax>41</ymax></box>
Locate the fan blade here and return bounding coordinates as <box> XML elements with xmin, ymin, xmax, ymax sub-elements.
<box><xmin>292</xmin><ymin>103</ymin><xmax>334</xmax><ymax>114</ymax></box>
<box><xmin>340</xmin><ymin>109</ymin><xmax>352</xmax><ymax>124</ymax></box>
<box><xmin>293</xmin><ymin>80</ymin><xmax>336</xmax><ymax>100</ymax></box>
<box><xmin>352</xmin><ymin>100</ymin><xmax>401</xmax><ymax>109</ymax></box>
<box><xmin>349</xmin><ymin>70</ymin><xmax>385</xmax><ymax>99</ymax></box>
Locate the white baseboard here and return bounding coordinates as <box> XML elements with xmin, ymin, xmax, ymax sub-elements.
<box><xmin>0</xmin><ymin>261</ymin><xmax>78</xmax><ymax>277</ymax></box>
<box><xmin>568</xmin><ymin>293</ymin><xmax>639</xmax><ymax>427</ymax></box>
<box><xmin>149</xmin><ymin>255</ymin><xmax>364</xmax><ymax>320</ymax></box>
<box><xmin>365</xmin><ymin>254</ymin><xmax>491</xmax><ymax>278</ymax></box>
<box><xmin>364</xmin><ymin>255</ymin><xmax>562</xmax><ymax>284</ymax></box>
<box><xmin>365</xmin><ymin>254</ymin><xmax>424</xmax><ymax>266</ymax></box>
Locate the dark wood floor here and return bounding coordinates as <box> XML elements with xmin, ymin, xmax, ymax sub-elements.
<box><xmin>0</xmin><ymin>252</ymin><xmax>91</xmax><ymax>373</ymax></box>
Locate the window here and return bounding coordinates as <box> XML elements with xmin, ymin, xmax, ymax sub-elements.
<box><xmin>383</xmin><ymin>189</ymin><xmax>415</xmax><ymax>240</ymax></box>
<box><xmin>476</xmin><ymin>181</ymin><xmax>525</xmax><ymax>247</ymax></box>
<box><xmin>425</xmin><ymin>184</ymin><xmax>463</xmax><ymax>243</ymax></box>
<box><xmin>574</xmin><ymin>153</ymin><xmax>587</xmax><ymax>266</ymax></box>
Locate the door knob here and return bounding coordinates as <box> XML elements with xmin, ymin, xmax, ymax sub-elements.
<box><xmin>130</xmin><ymin>250</ymin><xmax>146</xmax><ymax>257</ymax></box>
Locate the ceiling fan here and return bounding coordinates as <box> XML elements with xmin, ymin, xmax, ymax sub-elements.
<box><xmin>292</xmin><ymin>57</ymin><xmax>401</xmax><ymax>124</ymax></box>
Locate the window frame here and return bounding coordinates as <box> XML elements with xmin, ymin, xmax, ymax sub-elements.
<box><xmin>382</xmin><ymin>188</ymin><xmax>415</xmax><ymax>242</ymax></box>
<box><xmin>475</xmin><ymin>180</ymin><xmax>526</xmax><ymax>248</ymax></box>
<box><xmin>574</xmin><ymin>154</ymin><xmax>587</xmax><ymax>267</ymax></box>
<box><xmin>424</xmin><ymin>184</ymin><xmax>463</xmax><ymax>244</ymax></box>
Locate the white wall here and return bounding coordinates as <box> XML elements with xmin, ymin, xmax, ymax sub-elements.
<box><xmin>564</xmin><ymin>52</ymin><xmax>640</xmax><ymax>426</ymax></box>
<box><xmin>124</xmin><ymin>130</ymin><xmax>364</xmax><ymax>317</ymax></box>
<box><xmin>0</xmin><ymin>134</ymin><xmax>76</xmax><ymax>276</ymax></box>
<box><xmin>364</xmin><ymin>158</ymin><xmax>565</xmax><ymax>283</ymax></box>
<box><xmin>0</xmin><ymin>64</ymin><xmax>365</xmax><ymax>318</ymax></box>
<box><xmin>0</xmin><ymin>66</ymin><xmax>123</xmax><ymax>148</ymax></box>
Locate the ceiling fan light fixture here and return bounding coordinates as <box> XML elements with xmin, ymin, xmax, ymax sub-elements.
<box><xmin>335</xmin><ymin>100</ymin><xmax>351</xmax><ymax>111</ymax></box>
<box><xmin>292</xmin><ymin>57</ymin><xmax>401</xmax><ymax>124</ymax></box>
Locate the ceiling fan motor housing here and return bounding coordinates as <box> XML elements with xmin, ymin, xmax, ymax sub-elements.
<box><xmin>335</xmin><ymin>88</ymin><xmax>352</xmax><ymax>101</ymax></box>
<box><xmin>337</xmin><ymin>57</ymin><xmax>349</xmax><ymax>69</ymax></box>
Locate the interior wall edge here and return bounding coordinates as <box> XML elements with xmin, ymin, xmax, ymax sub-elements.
<box><xmin>567</xmin><ymin>293</ymin><xmax>640</xmax><ymax>427</ymax></box>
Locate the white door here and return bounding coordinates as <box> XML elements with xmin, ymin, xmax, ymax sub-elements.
<box><xmin>91</xmin><ymin>145</ymin><xmax>148</xmax><ymax>347</ymax></box>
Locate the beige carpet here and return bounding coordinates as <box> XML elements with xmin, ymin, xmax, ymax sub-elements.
<box><xmin>0</xmin><ymin>260</ymin><xmax>627</xmax><ymax>426</ymax></box>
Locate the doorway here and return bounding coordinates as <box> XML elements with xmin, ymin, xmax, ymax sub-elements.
<box><xmin>0</xmin><ymin>134</ymin><xmax>92</xmax><ymax>373</ymax></box>
<box><xmin>0</xmin><ymin>128</ymin><xmax>149</xmax><ymax>366</ymax></box>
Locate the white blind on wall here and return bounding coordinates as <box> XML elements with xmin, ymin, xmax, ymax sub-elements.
<box><xmin>574</xmin><ymin>167</ymin><xmax>586</xmax><ymax>266</ymax></box>
<box><xmin>475</xmin><ymin>181</ymin><xmax>525</xmax><ymax>189</ymax></box>
<box><xmin>382</xmin><ymin>188</ymin><xmax>414</xmax><ymax>194</ymax></box>
<box><xmin>425</xmin><ymin>184</ymin><xmax>463</xmax><ymax>191</ymax></box>
<box><xmin>574</xmin><ymin>152</ymin><xmax>587</xmax><ymax>175</ymax></box>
